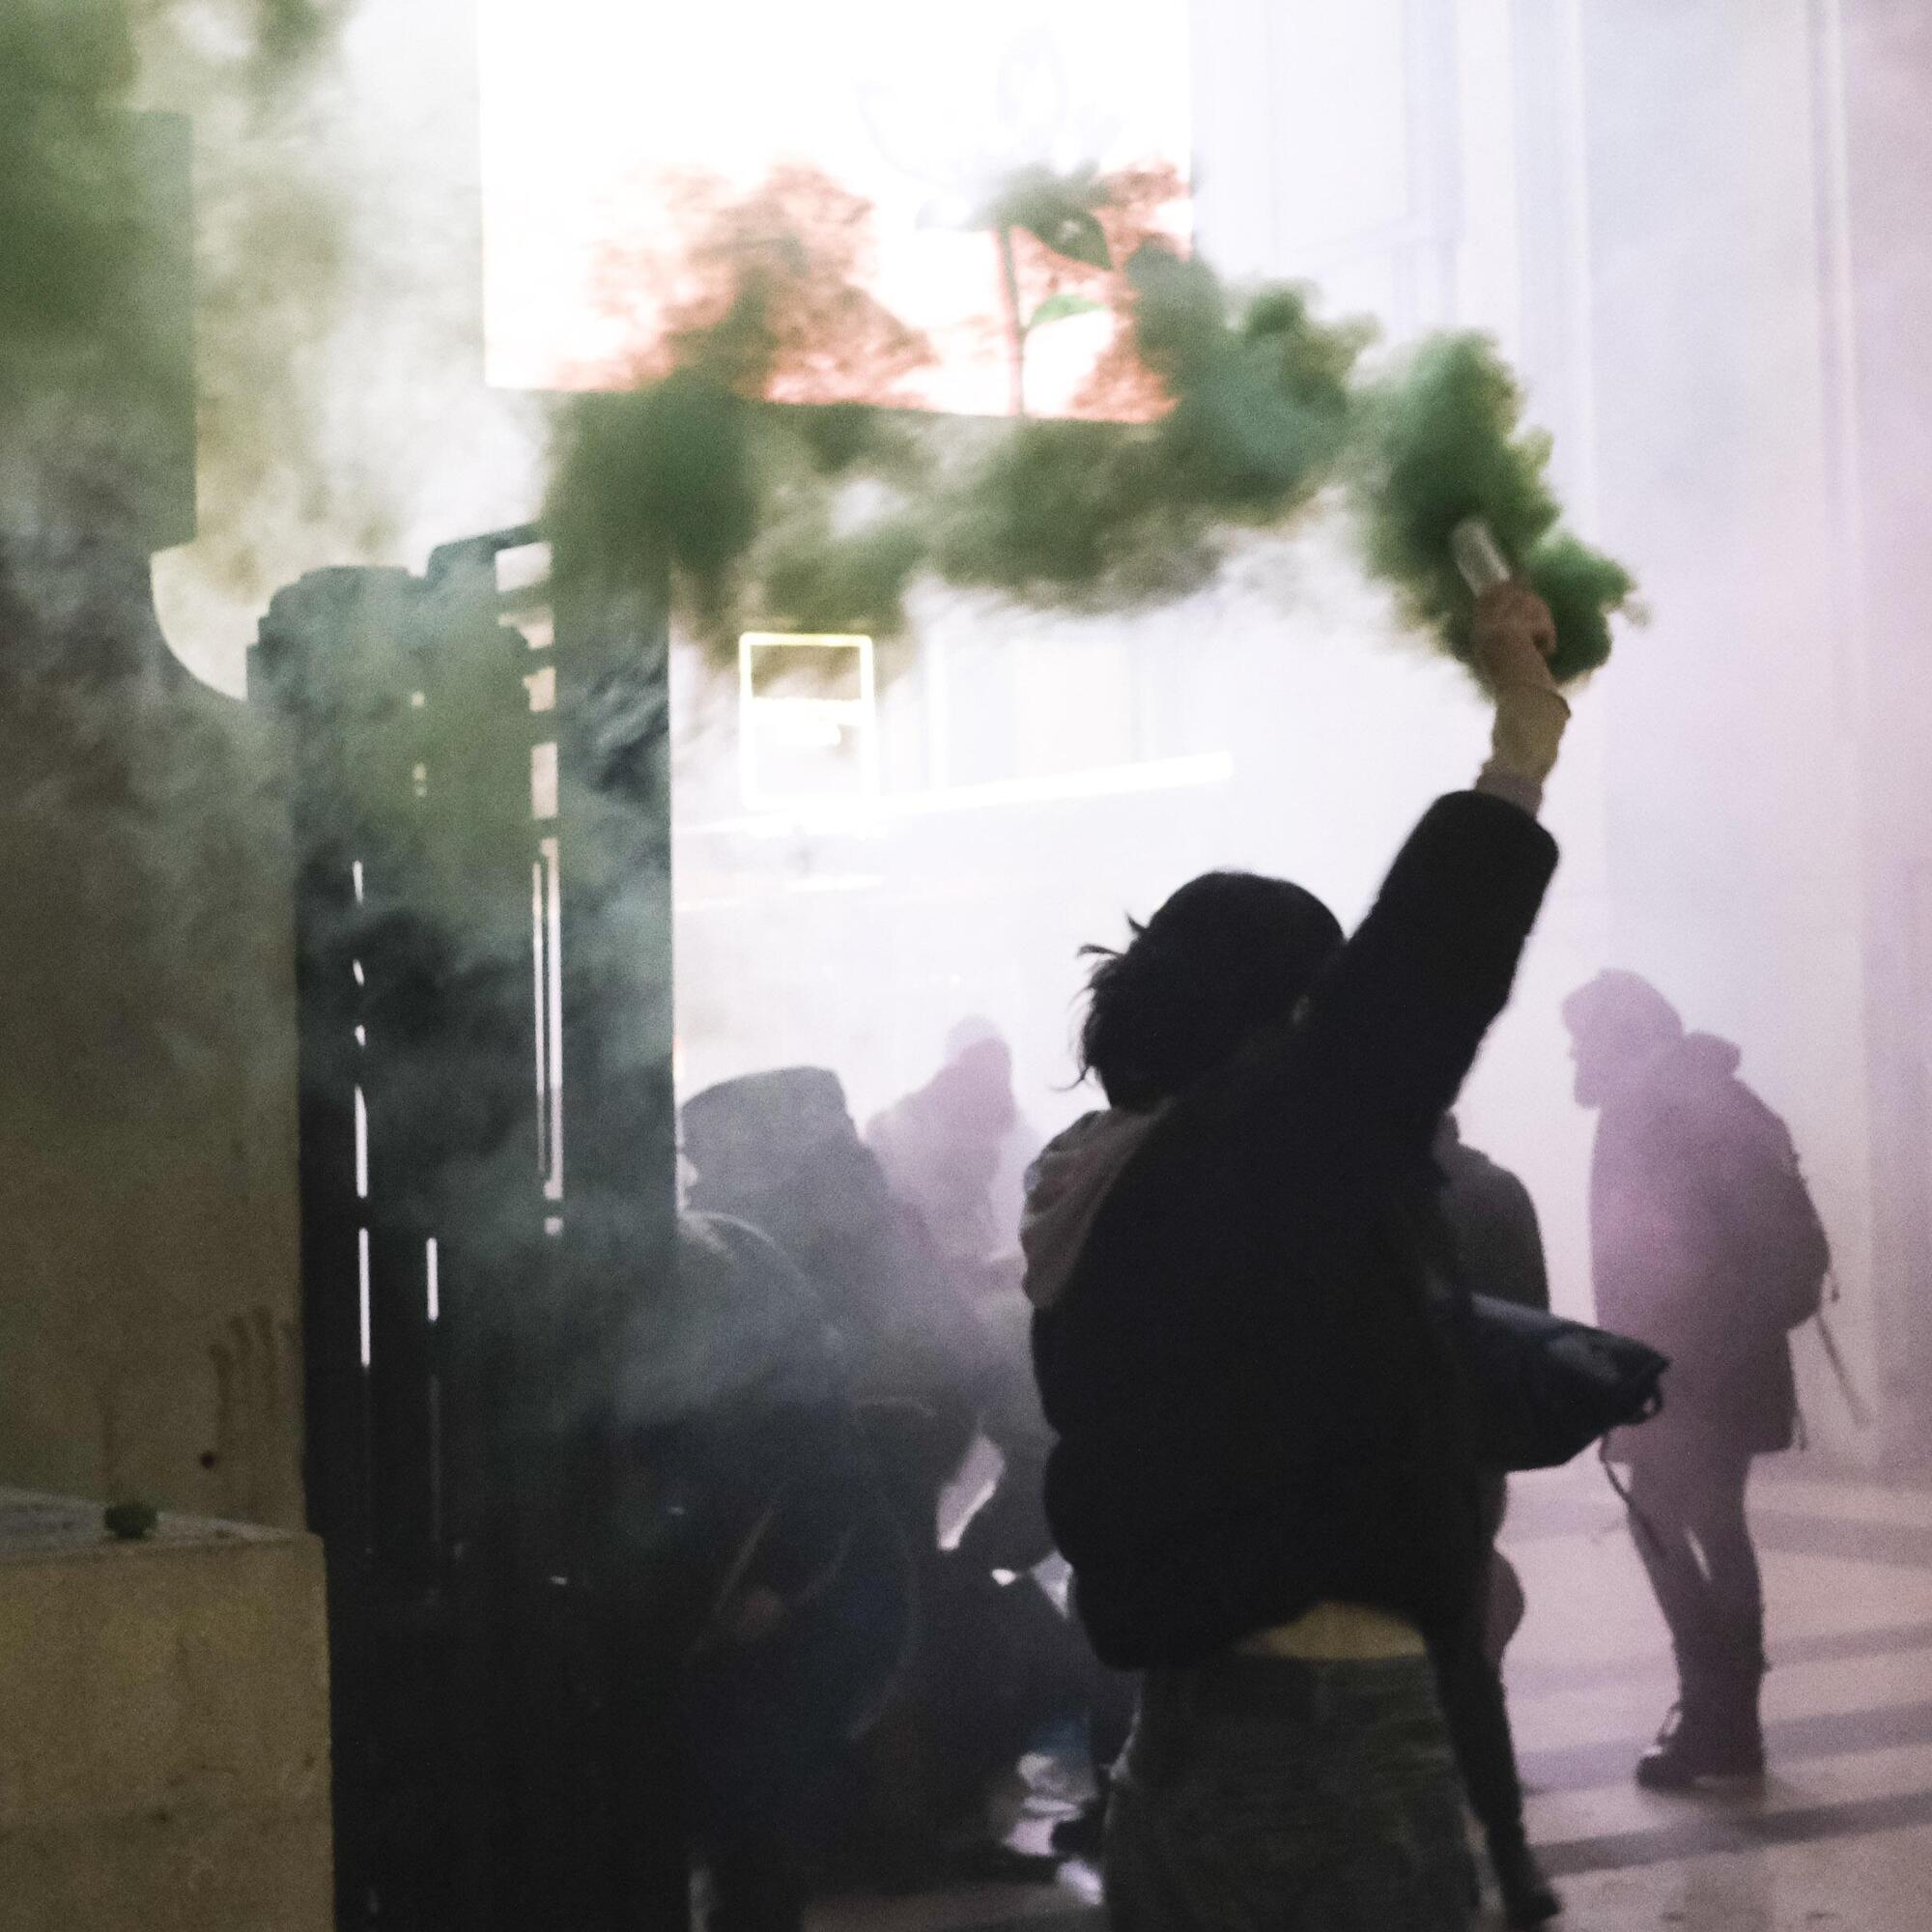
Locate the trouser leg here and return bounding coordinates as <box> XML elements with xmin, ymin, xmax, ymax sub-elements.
<box><xmin>1681</xmin><ymin>1450</ymin><xmax>1765</xmax><ymax>1662</ymax></box>
<box><xmin>1629</xmin><ymin>1452</ymin><xmax>1719</xmax><ymax>1660</ymax></box>
<box><xmin>1105</xmin><ymin>1657</ymin><xmax>1471</xmax><ymax>1931</ymax></box>
<box><xmin>1629</xmin><ymin>1444</ymin><xmax>1768</xmax><ymax>1782</ymax></box>
<box><xmin>1630</xmin><ymin>1447</ymin><xmax>1764</xmax><ymax>1668</ymax></box>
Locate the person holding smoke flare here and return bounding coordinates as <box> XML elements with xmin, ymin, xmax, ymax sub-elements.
<box><xmin>1022</xmin><ymin>581</ymin><xmax>1571</xmax><ymax>1930</ymax></box>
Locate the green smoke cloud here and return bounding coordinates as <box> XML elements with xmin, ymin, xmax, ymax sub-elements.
<box><xmin>0</xmin><ymin>2</ymin><xmax>178</xmax><ymax>530</ymax></box>
<box><xmin>543</xmin><ymin>222</ymin><xmax>1381</xmax><ymax>659</ymax></box>
<box><xmin>0</xmin><ymin>4</ymin><xmax>136</xmax><ymax>364</ymax></box>
<box><xmin>544</xmin><ymin>180</ymin><xmax>1632</xmax><ymax>688</ymax></box>
<box><xmin>0</xmin><ymin>0</ymin><xmax>377</xmax><ymax>595</ymax></box>
<box><xmin>935</xmin><ymin>246</ymin><xmax>1370</xmax><ymax>610</ymax></box>
<box><xmin>1352</xmin><ymin>331</ymin><xmax>1635</xmax><ymax>684</ymax></box>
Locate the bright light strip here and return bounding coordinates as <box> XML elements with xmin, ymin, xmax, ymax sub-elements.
<box><xmin>531</xmin><ymin>741</ymin><xmax>559</xmax><ymax>821</ymax></box>
<box><xmin>357</xmin><ymin>1228</ymin><xmax>372</xmax><ymax>1369</ymax></box>
<box><xmin>542</xmin><ymin>836</ymin><xmax>564</xmax><ymax>1203</ymax></box>
<box><xmin>426</xmin><ymin>1237</ymin><xmax>440</xmax><ymax>1324</ymax></box>
<box><xmin>354</xmin><ymin>1086</ymin><xmax>369</xmax><ymax>1199</ymax></box>
<box><xmin>531</xmin><ymin>857</ymin><xmax>548</xmax><ymax>1178</ymax></box>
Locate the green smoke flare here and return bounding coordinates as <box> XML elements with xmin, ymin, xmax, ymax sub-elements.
<box><xmin>1353</xmin><ymin>332</ymin><xmax>1634</xmax><ymax>684</ymax></box>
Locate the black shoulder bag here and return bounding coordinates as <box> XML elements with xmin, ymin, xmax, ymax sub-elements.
<box><xmin>1437</xmin><ymin>1290</ymin><xmax>1671</xmax><ymax>1473</ymax></box>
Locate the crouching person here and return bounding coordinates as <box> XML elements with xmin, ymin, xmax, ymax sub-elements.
<box><xmin>612</xmin><ymin>1212</ymin><xmax>913</xmax><ymax>1932</ymax></box>
<box><xmin>1024</xmin><ymin>584</ymin><xmax>1570</xmax><ymax>1931</ymax></box>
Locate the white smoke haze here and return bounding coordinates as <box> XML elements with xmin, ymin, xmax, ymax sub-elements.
<box><xmin>665</xmin><ymin>2</ymin><xmax>1919</xmax><ymax>1472</ymax></box>
<box><xmin>4</xmin><ymin>0</ymin><xmax>1925</xmax><ymax>1515</ymax></box>
<box><xmin>0</xmin><ymin>0</ymin><xmax>566</xmax><ymax>1510</ymax></box>
<box><xmin>135</xmin><ymin>0</ymin><xmax>545</xmax><ymax>696</ymax></box>
<box><xmin>9</xmin><ymin>31</ymin><xmax>1932</xmax><ymax>1932</ymax></box>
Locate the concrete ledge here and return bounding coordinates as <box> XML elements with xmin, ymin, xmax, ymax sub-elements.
<box><xmin>0</xmin><ymin>1489</ymin><xmax>332</xmax><ymax>1932</ymax></box>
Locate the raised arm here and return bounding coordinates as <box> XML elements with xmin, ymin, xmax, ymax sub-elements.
<box><xmin>1258</xmin><ymin>585</ymin><xmax>1568</xmax><ymax>1171</ymax></box>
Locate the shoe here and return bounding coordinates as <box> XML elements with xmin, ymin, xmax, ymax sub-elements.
<box><xmin>1490</xmin><ymin>1833</ymin><xmax>1561</xmax><ymax>1926</ymax></box>
<box><xmin>1634</xmin><ymin>1700</ymin><xmax>1766</xmax><ymax>1790</ymax></box>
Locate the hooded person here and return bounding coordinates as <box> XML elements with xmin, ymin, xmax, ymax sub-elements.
<box><xmin>867</xmin><ymin>1021</ymin><xmax>1040</xmax><ymax>1292</ymax></box>
<box><xmin>1024</xmin><ymin>581</ymin><xmax>1570</xmax><ymax>1932</ymax></box>
<box><xmin>1563</xmin><ymin>971</ymin><xmax>1828</xmax><ymax>1790</ymax></box>
<box><xmin>681</xmin><ymin>1065</ymin><xmax>994</xmax><ymax>1502</ymax></box>
<box><xmin>947</xmin><ymin>1017</ymin><xmax>1047</xmax><ymax>1258</ymax></box>
<box><xmin>681</xmin><ymin>1067</ymin><xmax>1049</xmax><ymax>1888</ymax></box>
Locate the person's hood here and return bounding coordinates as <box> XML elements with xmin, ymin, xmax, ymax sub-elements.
<box><xmin>1674</xmin><ymin>1032</ymin><xmax>1743</xmax><ymax>1080</ymax></box>
<box><xmin>1598</xmin><ymin>1029</ymin><xmax>1743</xmax><ymax>1111</ymax></box>
<box><xmin>1645</xmin><ymin>1031</ymin><xmax>1743</xmax><ymax>1094</ymax></box>
<box><xmin>1019</xmin><ymin>1104</ymin><xmax>1167</xmax><ymax>1310</ymax></box>
<box><xmin>867</xmin><ymin>1043</ymin><xmax>1014</xmax><ymax>1168</ymax></box>
<box><xmin>924</xmin><ymin>1038</ymin><xmax>1019</xmax><ymax>1139</ymax></box>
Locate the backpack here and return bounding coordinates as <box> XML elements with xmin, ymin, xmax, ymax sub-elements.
<box><xmin>1733</xmin><ymin>1097</ymin><xmax>1832</xmax><ymax>1332</ymax></box>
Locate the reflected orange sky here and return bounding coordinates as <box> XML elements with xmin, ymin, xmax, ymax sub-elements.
<box><xmin>477</xmin><ymin>0</ymin><xmax>1191</xmax><ymax>417</ymax></box>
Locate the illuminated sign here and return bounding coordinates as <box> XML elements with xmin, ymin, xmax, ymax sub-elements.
<box><xmin>738</xmin><ymin>632</ymin><xmax>879</xmax><ymax>810</ymax></box>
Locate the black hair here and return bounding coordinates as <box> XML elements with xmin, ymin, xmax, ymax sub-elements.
<box><xmin>1076</xmin><ymin>869</ymin><xmax>1344</xmax><ymax>1109</ymax></box>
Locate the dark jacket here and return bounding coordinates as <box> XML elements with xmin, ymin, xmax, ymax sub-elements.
<box><xmin>1028</xmin><ymin>792</ymin><xmax>1558</xmax><ymax>1670</ymax></box>
<box><xmin>682</xmin><ymin>1070</ymin><xmax>994</xmax><ymax>1494</ymax></box>
<box><xmin>1435</xmin><ymin>1125</ymin><xmax>1551</xmax><ymax>1314</ymax></box>
<box><xmin>614</xmin><ymin>1214</ymin><xmax>899</xmax><ymax>1644</ymax></box>
<box><xmin>617</xmin><ymin>1214</ymin><xmax>911</xmax><ymax>1831</ymax></box>
<box><xmin>1589</xmin><ymin>1034</ymin><xmax>1804</xmax><ymax>1455</ymax></box>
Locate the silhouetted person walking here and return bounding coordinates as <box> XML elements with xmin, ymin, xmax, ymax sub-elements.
<box><xmin>1563</xmin><ymin>972</ymin><xmax>1829</xmax><ymax>1788</ymax></box>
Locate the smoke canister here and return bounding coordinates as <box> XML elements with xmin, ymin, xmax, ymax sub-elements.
<box><xmin>1451</xmin><ymin>518</ymin><xmax>1514</xmax><ymax>595</ymax></box>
